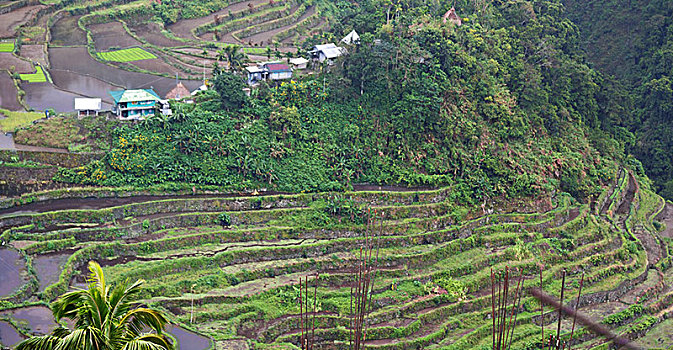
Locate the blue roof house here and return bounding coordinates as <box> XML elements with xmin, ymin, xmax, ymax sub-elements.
<box><xmin>109</xmin><ymin>89</ymin><xmax>161</xmax><ymax>120</ymax></box>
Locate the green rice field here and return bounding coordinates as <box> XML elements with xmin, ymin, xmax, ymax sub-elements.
<box><xmin>0</xmin><ymin>41</ymin><xmax>14</xmax><ymax>52</ymax></box>
<box><xmin>19</xmin><ymin>66</ymin><xmax>47</xmax><ymax>83</ymax></box>
<box><xmin>97</xmin><ymin>47</ymin><xmax>157</xmax><ymax>62</ymax></box>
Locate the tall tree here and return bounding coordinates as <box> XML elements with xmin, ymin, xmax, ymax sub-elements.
<box><xmin>16</xmin><ymin>261</ymin><xmax>172</xmax><ymax>350</ymax></box>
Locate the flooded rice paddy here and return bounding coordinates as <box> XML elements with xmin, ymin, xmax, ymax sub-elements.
<box><xmin>0</xmin><ymin>321</ymin><xmax>24</xmax><ymax>348</ymax></box>
<box><xmin>0</xmin><ymin>71</ymin><xmax>21</xmax><ymax>111</ymax></box>
<box><xmin>1</xmin><ymin>306</ymin><xmax>57</xmax><ymax>335</ymax></box>
<box><xmin>50</xmin><ymin>15</ymin><xmax>86</xmax><ymax>46</ymax></box>
<box><xmin>167</xmin><ymin>325</ymin><xmax>211</xmax><ymax>350</ymax></box>
<box><xmin>32</xmin><ymin>252</ymin><xmax>71</xmax><ymax>292</ymax></box>
<box><xmin>0</xmin><ymin>248</ymin><xmax>25</xmax><ymax>297</ymax></box>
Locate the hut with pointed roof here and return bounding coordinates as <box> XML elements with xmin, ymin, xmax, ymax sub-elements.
<box><xmin>443</xmin><ymin>7</ymin><xmax>462</xmax><ymax>26</ymax></box>
<box><xmin>165</xmin><ymin>82</ymin><xmax>191</xmax><ymax>100</ymax></box>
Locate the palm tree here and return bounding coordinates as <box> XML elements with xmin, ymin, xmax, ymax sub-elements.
<box><xmin>16</xmin><ymin>261</ymin><xmax>172</xmax><ymax>350</ymax></box>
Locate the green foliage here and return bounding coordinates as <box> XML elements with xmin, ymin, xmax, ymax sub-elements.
<box><xmin>218</xmin><ymin>212</ymin><xmax>232</xmax><ymax>227</ymax></box>
<box><xmin>213</xmin><ymin>72</ymin><xmax>248</xmax><ymax>112</ymax></box>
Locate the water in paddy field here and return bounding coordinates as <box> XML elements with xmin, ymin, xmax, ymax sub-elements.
<box><xmin>32</xmin><ymin>252</ymin><xmax>71</xmax><ymax>292</ymax></box>
<box><xmin>0</xmin><ymin>132</ymin><xmax>15</xmax><ymax>150</ymax></box>
<box><xmin>167</xmin><ymin>325</ymin><xmax>211</xmax><ymax>350</ymax></box>
<box><xmin>0</xmin><ymin>320</ymin><xmax>24</xmax><ymax>348</ymax></box>
<box><xmin>0</xmin><ymin>306</ymin><xmax>58</xmax><ymax>335</ymax></box>
<box><xmin>0</xmin><ymin>248</ymin><xmax>25</xmax><ymax>297</ymax></box>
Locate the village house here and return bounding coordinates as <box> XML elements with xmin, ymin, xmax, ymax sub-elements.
<box><xmin>341</xmin><ymin>30</ymin><xmax>360</xmax><ymax>45</ymax></box>
<box><xmin>74</xmin><ymin>98</ymin><xmax>102</xmax><ymax>117</ymax></box>
<box><xmin>309</xmin><ymin>43</ymin><xmax>347</xmax><ymax>64</ymax></box>
<box><xmin>245</xmin><ymin>62</ymin><xmax>293</xmax><ymax>85</ymax></box>
<box><xmin>263</xmin><ymin>62</ymin><xmax>292</xmax><ymax>81</ymax></box>
<box><xmin>109</xmin><ymin>89</ymin><xmax>161</xmax><ymax>120</ymax></box>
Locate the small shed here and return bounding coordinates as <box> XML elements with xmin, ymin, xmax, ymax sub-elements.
<box><xmin>165</xmin><ymin>82</ymin><xmax>191</xmax><ymax>100</ymax></box>
<box><xmin>74</xmin><ymin>98</ymin><xmax>102</xmax><ymax>117</ymax></box>
<box><xmin>289</xmin><ymin>57</ymin><xmax>309</xmax><ymax>70</ymax></box>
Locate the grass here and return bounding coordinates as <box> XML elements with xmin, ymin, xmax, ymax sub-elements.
<box><xmin>13</xmin><ymin>116</ymin><xmax>83</xmax><ymax>149</ymax></box>
<box><xmin>0</xmin><ymin>42</ymin><xmax>14</xmax><ymax>52</ymax></box>
<box><xmin>0</xmin><ymin>108</ymin><xmax>44</xmax><ymax>132</ymax></box>
<box><xmin>19</xmin><ymin>66</ymin><xmax>48</xmax><ymax>83</ymax></box>
<box><xmin>97</xmin><ymin>47</ymin><xmax>157</xmax><ymax>62</ymax></box>
<box><xmin>242</xmin><ymin>47</ymin><xmax>270</xmax><ymax>54</ymax></box>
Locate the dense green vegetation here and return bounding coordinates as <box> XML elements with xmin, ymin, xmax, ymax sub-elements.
<box><xmin>61</xmin><ymin>0</ymin><xmax>627</xmax><ymax>204</ymax></box>
<box><xmin>562</xmin><ymin>0</ymin><xmax>673</xmax><ymax>200</ymax></box>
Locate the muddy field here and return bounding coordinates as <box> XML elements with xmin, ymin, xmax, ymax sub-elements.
<box><xmin>0</xmin><ymin>5</ymin><xmax>45</xmax><ymax>38</ymax></box>
<box><xmin>0</xmin><ymin>71</ymin><xmax>21</xmax><ymax>110</ymax></box>
<box><xmin>49</xmin><ymin>46</ymin><xmax>202</xmax><ymax>97</ymax></box>
<box><xmin>167</xmin><ymin>0</ymin><xmax>268</xmax><ymax>40</ymax></box>
<box><xmin>50</xmin><ymin>15</ymin><xmax>86</xmax><ymax>46</ymax></box>
<box><xmin>89</xmin><ymin>21</ymin><xmax>142</xmax><ymax>51</ymax></box>
<box><xmin>0</xmin><ymin>52</ymin><xmax>34</xmax><ymax>73</ymax></box>
<box><xmin>19</xmin><ymin>44</ymin><xmax>46</xmax><ymax>66</ymax></box>
<box><xmin>130</xmin><ymin>22</ymin><xmax>185</xmax><ymax>47</ymax></box>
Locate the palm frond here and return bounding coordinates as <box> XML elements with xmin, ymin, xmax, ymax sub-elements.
<box><xmin>120</xmin><ymin>308</ymin><xmax>168</xmax><ymax>334</ymax></box>
<box><xmin>53</xmin><ymin>326</ymin><xmax>107</xmax><ymax>350</ymax></box>
<box><xmin>87</xmin><ymin>261</ymin><xmax>107</xmax><ymax>295</ymax></box>
<box><xmin>15</xmin><ymin>334</ymin><xmax>63</xmax><ymax>350</ymax></box>
<box><xmin>120</xmin><ymin>336</ymin><xmax>172</xmax><ymax>350</ymax></box>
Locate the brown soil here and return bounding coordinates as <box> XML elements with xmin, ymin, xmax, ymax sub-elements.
<box><xmin>129</xmin><ymin>23</ymin><xmax>184</xmax><ymax>47</ymax></box>
<box><xmin>167</xmin><ymin>0</ymin><xmax>269</xmax><ymax>40</ymax></box>
<box><xmin>19</xmin><ymin>44</ymin><xmax>46</xmax><ymax>66</ymax></box>
<box><xmin>0</xmin><ymin>71</ymin><xmax>21</xmax><ymax>110</ymax></box>
<box><xmin>656</xmin><ymin>202</ymin><xmax>673</xmax><ymax>239</ymax></box>
<box><xmin>0</xmin><ymin>52</ymin><xmax>34</xmax><ymax>73</ymax></box>
<box><xmin>50</xmin><ymin>15</ymin><xmax>86</xmax><ymax>46</ymax></box>
<box><xmin>0</xmin><ymin>5</ymin><xmax>45</xmax><ymax>38</ymax></box>
<box><xmin>616</xmin><ymin>173</ymin><xmax>636</xmax><ymax>215</ymax></box>
<box><xmin>239</xmin><ymin>6</ymin><xmax>316</xmax><ymax>46</ymax></box>
<box><xmin>89</xmin><ymin>21</ymin><xmax>142</xmax><ymax>51</ymax></box>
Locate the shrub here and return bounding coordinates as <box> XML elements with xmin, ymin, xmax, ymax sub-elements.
<box><xmin>218</xmin><ymin>212</ymin><xmax>232</xmax><ymax>227</ymax></box>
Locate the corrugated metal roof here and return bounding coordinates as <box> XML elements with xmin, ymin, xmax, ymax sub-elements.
<box><xmin>265</xmin><ymin>63</ymin><xmax>291</xmax><ymax>72</ymax></box>
<box><xmin>109</xmin><ymin>89</ymin><xmax>160</xmax><ymax>103</ymax></box>
<box><xmin>74</xmin><ymin>98</ymin><xmax>102</xmax><ymax>110</ymax></box>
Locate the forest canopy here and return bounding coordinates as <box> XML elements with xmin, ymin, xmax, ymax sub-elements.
<box><xmin>61</xmin><ymin>0</ymin><xmax>633</xmax><ymax>204</ymax></box>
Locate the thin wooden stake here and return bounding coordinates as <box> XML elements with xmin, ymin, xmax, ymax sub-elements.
<box><xmin>556</xmin><ymin>270</ymin><xmax>566</xmax><ymax>349</ymax></box>
<box><xmin>568</xmin><ymin>272</ymin><xmax>585</xmax><ymax>350</ymax></box>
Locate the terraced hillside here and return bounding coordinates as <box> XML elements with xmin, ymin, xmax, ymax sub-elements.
<box><xmin>1</xmin><ymin>168</ymin><xmax>672</xmax><ymax>349</ymax></box>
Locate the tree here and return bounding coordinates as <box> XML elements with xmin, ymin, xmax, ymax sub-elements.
<box><xmin>212</xmin><ymin>72</ymin><xmax>248</xmax><ymax>112</ymax></box>
<box><xmin>16</xmin><ymin>261</ymin><xmax>172</xmax><ymax>350</ymax></box>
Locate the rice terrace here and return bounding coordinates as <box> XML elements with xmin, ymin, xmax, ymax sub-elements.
<box><xmin>1</xmin><ymin>0</ymin><xmax>673</xmax><ymax>349</ymax></box>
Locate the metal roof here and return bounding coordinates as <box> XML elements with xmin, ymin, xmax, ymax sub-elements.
<box><xmin>265</xmin><ymin>63</ymin><xmax>291</xmax><ymax>72</ymax></box>
<box><xmin>74</xmin><ymin>98</ymin><xmax>102</xmax><ymax>110</ymax></box>
<box><xmin>290</xmin><ymin>57</ymin><xmax>309</xmax><ymax>65</ymax></box>
<box><xmin>109</xmin><ymin>89</ymin><xmax>160</xmax><ymax>103</ymax></box>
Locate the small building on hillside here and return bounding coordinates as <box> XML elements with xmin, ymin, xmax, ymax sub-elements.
<box><xmin>165</xmin><ymin>82</ymin><xmax>191</xmax><ymax>100</ymax></box>
<box><xmin>109</xmin><ymin>89</ymin><xmax>161</xmax><ymax>120</ymax></box>
<box><xmin>74</xmin><ymin>98</ymin><xmax>102</xmax><ymax>117</ymax></box>
<box><xmin>263</xmin><ymin>63</ymin><xmax>292</xmax><ymax>81</ymax></box>
<box><xmin>310</xmin><ymin>43</ymin><xmax>347</xmax><ymax>64</ymax></box>
<box><xmin>443</xmin><ymin>7</ymin><xmax>462</xmax><ymax>26</ymax></box>
<box><xmin>289</xmin><ymin>57</ymin><xmax>309</xmax><ymax>70</ymax></box>
<box><xmin>341</xmin><ymin>30</ymin><xmax>360</xmax><ymax>45</ymax></box>
<box><xmin>246</xmin><ymin>66</ymin><xmax>266</xmax><ymax>85</ymax></box>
